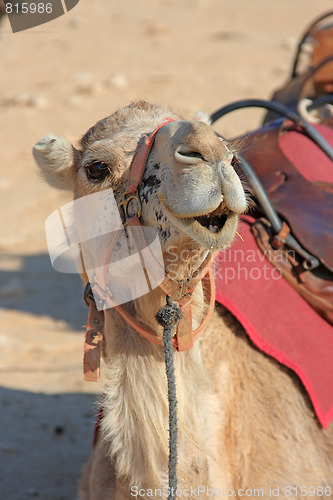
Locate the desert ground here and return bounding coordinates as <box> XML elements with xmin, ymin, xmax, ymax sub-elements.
<box><xmin>0</xmin><ymin>1</ymin><xmax>332</xmax><ymax>498</ymax></box>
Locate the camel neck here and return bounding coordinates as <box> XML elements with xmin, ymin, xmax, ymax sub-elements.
<box><xmin>100</xmin><ymin>289</ymin><xmax>212</xmax><ymax>490</ymax></box>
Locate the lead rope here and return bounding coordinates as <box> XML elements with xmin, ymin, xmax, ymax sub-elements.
<box><xmin>155</xmin><ymin>296</ymin><xmax>183</xmax><ymax>500</ymax></box>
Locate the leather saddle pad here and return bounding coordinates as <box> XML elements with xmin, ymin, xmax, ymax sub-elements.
<box><xmin>214</xmin><ymin>215</ymin><xmax>333</xmax><ymax>429</ymax></box>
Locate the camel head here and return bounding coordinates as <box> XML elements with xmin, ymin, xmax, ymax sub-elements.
<box><xmin>33</xmin><ymin>101</ymin><xmax>247</xmax><ymax>280</ymax></box>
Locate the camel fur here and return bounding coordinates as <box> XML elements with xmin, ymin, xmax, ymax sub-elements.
<box><xmin>33</xmin><ymin>101</ymin><xmax>333</xmax><ymax>500</ymax></box>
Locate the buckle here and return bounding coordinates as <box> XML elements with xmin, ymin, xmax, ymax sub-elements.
<box><xmin>271</xmin><ymin>221</ymin><xmax>290</xmax><ymax>250</ymax></box>
<box><xmin>118</xmin><ymin>191</ymin><xmax>142</xmax><ymax>221</ymax></box>
<box><xmin>83</xmin><ymin>282</ymin><xmax>94</xmax><ymax>307</ymax></box>
<box><xmin>84</xmin><ymin>280</ymin><xmax>112</xmax><ymax>309</ymax></box>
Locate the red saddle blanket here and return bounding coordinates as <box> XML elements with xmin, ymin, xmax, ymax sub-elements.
<box><xmin>214</xmin><ymin>215</ymin><xmax>333</xmax><ymax>429</ymax></box>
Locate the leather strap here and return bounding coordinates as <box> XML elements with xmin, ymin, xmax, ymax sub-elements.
<box><xmin>93</xmin><ymin>213</ymin><xmax>216</xmax><ymax>351</ymax></box>
<box><xmin>94</xmin><ymin>268</ymin><xmax>215</xmax><ymax>351</ymax></box>
<box><xmin>84</xmin><ymin>118</ymin><xmax>217</xmax><ymax>378</ymax></box>
<box><xmin>127</xmin><ymin>119</ymin><xmax>175</xmax><ymax>194</ymax></box>
<box><xmin>84</xmin><ymin>293</ymin><xmax>104</xmax><ymax>382</ymax></box>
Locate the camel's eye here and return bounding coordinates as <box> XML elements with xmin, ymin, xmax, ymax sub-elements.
<box><xmin>86</xmin><ymin>162</ymin><xmax>110</xmax><ymax>181</ymax></box>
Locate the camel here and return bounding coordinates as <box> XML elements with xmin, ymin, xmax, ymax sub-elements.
<box><xmin>33</xmin><ymin>101</ymin><xmax>333</xmax><ymax>499</ymax></box>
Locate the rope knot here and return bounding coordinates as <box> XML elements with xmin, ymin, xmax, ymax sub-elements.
<box><xmin>155</xmin><ymin>296</ymin><xmax>183</xmax><ymax>331</ymax></box>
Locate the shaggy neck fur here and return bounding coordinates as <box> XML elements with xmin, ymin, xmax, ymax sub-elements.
<box><xmin>100</xmin><ymin>281</ymin><xmax>214</xmax><ymax>491</ymax></box>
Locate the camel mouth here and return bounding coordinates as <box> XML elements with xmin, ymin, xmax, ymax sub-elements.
<box><xmin>158</xmin><ymin>192</ymin><xmax>238</xmax><ymax>248</ymax></box>
<box><xmin>188</xmin><ymin>201</ymin><xmax>231</xmax><ymax>235</ymax></box>
<box><xmin>193</xmin><ymin>209</ymin><xmax>229</xmax><ymax>234</ymax></box>
<box><xmin>176</xmin><ymin>203</ymin><xmax>236</xmax><ymax>248</ymax></box>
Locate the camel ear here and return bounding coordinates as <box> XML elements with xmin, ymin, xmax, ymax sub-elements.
<box><xmin>33</xmin><ymin>135</ymin><xmax>78</xmax><ymax>190</ymax></box>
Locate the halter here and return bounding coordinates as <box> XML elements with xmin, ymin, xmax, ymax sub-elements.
<box><xmin>83</xmin><ymin>119</ymin><xmax>217</xmax><ymax>381</ymax></box>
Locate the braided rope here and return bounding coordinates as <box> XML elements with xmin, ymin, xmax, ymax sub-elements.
<box><xmin>156</xmin><ymin>296</ymin><xmax>182</xmax><ymax>500</ymax></box>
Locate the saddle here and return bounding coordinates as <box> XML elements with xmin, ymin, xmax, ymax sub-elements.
<box><xmin>263</xmin><ymin>10</ymin><xmax>333</xmax><ymax>123</ymax></box>
<box><xmin>240</xmin><ymin>118</ymin><xmax>333</xmax><ymax>325</ymax></box>
<box><xmin>211</xmin><ymin>12</ymin><xmax>333</xmax><ymax>325</ymax></box>
<box><xmin>207</xmin><ymin>13</ymin><xmax>333</xmax><ymax>427</ymax></box>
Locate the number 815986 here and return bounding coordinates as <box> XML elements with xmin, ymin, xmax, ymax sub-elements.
<box><xmin>283</xmin><ymin>486</ymin><xmax>332</xmax><ymax>496</ymax></box>
<box><xmin>5</xmin><ymin>2</ymin><xmax>53</xmax><ymax>14</ymax></box>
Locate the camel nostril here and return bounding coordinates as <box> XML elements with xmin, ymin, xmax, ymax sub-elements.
<box><xmin>174</xmin><ymin>144</ymin><xmax>205</xmax><ymax>164</ymax></box>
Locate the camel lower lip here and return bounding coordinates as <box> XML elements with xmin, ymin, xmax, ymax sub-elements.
<box><xmin>194</xmin><ymin>212</ymin><xmax>228</xmax><ymax>233</ymax></box>
<box><xmin>158</xmin><ymin>193</ymin><xmax>237</xmax><ymax>248</ymax></box>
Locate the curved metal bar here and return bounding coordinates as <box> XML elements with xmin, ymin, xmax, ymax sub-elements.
<box><xmin>236</xmin><ymin>155</ymin><xmax>319</xmax><ymax>269</ymax></box>
<box><xmin>210</xmin><ymin>99</ymin><xmax>325</xmax><ymax>269</ymax></box>
<box><xmin>210</xmin><ymin>98</ymin><xmax>301</xmax><ymax>125</ymax></box>
<box><xmin>236</xmin><ymin>154</ymin><xmax>282</xmax><ymax>234</ymax></box>
<box><xmin>210</xmin><ymin>98</ymin><xmax>333</xmax><ymax>161</ymax></box>
<box><xmin>308</xmin><ymin>94</ymin><xmax>333</xmax><ymax>111</ymax></box>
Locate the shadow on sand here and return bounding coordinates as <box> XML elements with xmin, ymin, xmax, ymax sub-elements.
<box><xmin>0</xmin><ymin>387</ymin><xmax>98</xmax><ymax>500</ymax></box>
<box><xmin>0</xmin><ymin>252</ymin><xmax>86</xmax><ymax>331</ymax></box>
